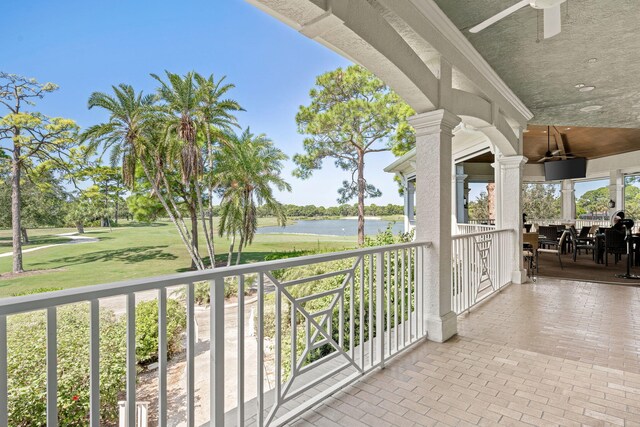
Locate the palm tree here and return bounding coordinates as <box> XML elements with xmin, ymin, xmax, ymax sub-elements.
<box><xmin>81</xmin><ymin>84</ymin><xmax>203</xmax><ymax>268</ymax></box>
<box><xmin>194</xmin><ymin>72</ymin><xmax>243</xmax><ymax>263</ymax></box>
<box><xmin>216</xmin><ymin>128</ymin><xmax>291</xmax><ymax>265</ymax></box>
<box><xmin>151</xmin><ymin>71</ymin><xmax>214</xmax><ymax>268</ymax></box>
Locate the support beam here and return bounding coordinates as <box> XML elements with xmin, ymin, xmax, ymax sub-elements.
<box><xmin>561</xmin><ymin>180</ymin><xmax>575</xmax><ymax>222</ymax></box>
<box><xmin>411</xmin><ymin>109</ymin><xmax>460</xmax><ymax>343</ymax></box>
<box><xmin>497</xmin><ymin>155</ymin><xmax>528</xmax><ymax>284</ymax></box>
<box><xmin>455</xmin><ymin>165</ymin><xmax>468</xmax><ymax>224</ymax></box>
<box><xmin>403</xmin><ymin>180</ymin><xmax>416</xmax><ymax>233</ymax></box>
<box><xmin>609</xmin><ymin>169</ymin><xmax>624</xmax><ymax>217</ymax></box>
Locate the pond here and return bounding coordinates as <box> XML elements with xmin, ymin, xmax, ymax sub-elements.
<box><xmin>257</xmin><ymin>218</ymin><xmax>405</xmax><ymax>237</ymax></box>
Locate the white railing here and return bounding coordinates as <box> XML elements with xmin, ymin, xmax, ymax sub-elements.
<box><xmin>0</xmin><ymin>241</ymin><xmax>429</xmax><ymax>427</ymax></box>
<box><xmin>527</xmin><ymin>218</ymin><xmax>611</xmax><ymax>231</ymax></box>
<box><xmin>451</xmin><ymin>229</ymin><xmax>514</xmax><ymax>314</ymax></box>
<box><xmin>456</xmin><ymin>223</ymin><xmax>497</xmax><ymax>235</ymax></box>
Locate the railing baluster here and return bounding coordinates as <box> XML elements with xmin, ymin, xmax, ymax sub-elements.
<box><xmin>401</xmin><ymin>249</ymin><xmax>405</xmax><ymax>348</ymax></box>
<box><xmin>368</xmin><ymin>254</ymin><xmax>374</xmax><ymax>366</ymax></box>
<box><xmin>408</xmin><ymin>248</ymin><xmax>413</xmax><ymax>342</ymax></box>
<box><xmin>238</xmin><ymin>275</ymin><xmax>245</xmax><ymax>427</ymax></box>
<box><xmin>0</xmin><ymin>315</ymin><xmax>6</xmax><ymax>427</ymax></box>
<box><xmin>47</xmin><ymin>307</ymin><xmax>58</xmax><ymax>427</ymax></box>
<box><xmin>158</xmin><ymin>288</ymin><xmax>168</xmax><ymax>427</ymax></box>
<box><xmin>126</xmin><ymin>293</ymin><xmax>136</xmax><ymax>427</ymax></box>
<box><xmin>394</xmin><ymin>250</ymin><xmax>398</xmax><ymax>352</ymax></box>
<box><xmin>210</xmin><ymin>278</ymin><xmax>224</xmax><ymax>427</ymax></box>
<box><xmin>291</xmin><ymin>281</ymin><xmax>296</xmax><ymax>377</ymax></box>
<box><xmin>359</xmin><ymin>256</ymin><xmax>364</xmax><ymax>369</ymax></box>
<box><xmin>339</xmin><ymin>278</ymin><xmax>344</xmax><ymax>349</ymax></box>
<box><xmin>187</xmin><ymin>282</ymin><xmax>195</xmax><ymax>427</ymax></box>
<box><xmin>376</xmin><ymin>252</ymin><xmax>384</xmax><ymax>368</ymax></box>
<box><xmin>349</xmin><ymin>268</ymin><xmax>355</xmax><ymax>362</ymax></box>
<box><xmin>386</xmin><ymin>250</ymin><xmax>391</xmax><ymax>358</ymax></box>
<box><xmin>90</xmin><ymin>300</ymin><xmax>100</xmax><ymax>427</ymax></box>
<box><xmin>257</xmin><ymin>273</ymin><xmax>264</xmax><ymax>427</ymax></box>
<box><xmin>275</xmin><ymin>282</ymin><xmax>282</xmax><ymax>406</ymax></box>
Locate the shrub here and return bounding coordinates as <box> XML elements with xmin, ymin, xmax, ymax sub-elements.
<box><xmin>11</xmin><ymin>287</ymin><xmax>63</xmax><ymax>296</ymax></box>
<box><xmin>135</xmin><ymin>299</ymin><xmax>187</xmax><ymax>365</ymax></box>
<box><xmin>7</xmin><ymin>305</ymin><xmax>126</xmax><ymax>426</ymax></box>
<box><xmin>7</xmin><ymin>298</ymin><xmax>188</xmax><ymax>425</ymax></box>
<box><xmin>177</xmin><ymin>278</ymin><xmax>254</xmax><ymax>305</ymax></box>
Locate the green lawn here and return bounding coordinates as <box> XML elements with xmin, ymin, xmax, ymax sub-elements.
<box><xmin>0</xmin><ymin>219</ymin><xmax>356</xmax><ymax>297</ymax></box>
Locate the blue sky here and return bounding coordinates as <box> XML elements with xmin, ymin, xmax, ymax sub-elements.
<box><xmin>2</xmin><ymin>0</ymin><xmax>404</xmax><ymax>207</ymax></box>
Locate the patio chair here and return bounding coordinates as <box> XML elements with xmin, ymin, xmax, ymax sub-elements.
<box><xmin>604</xmin><ymin>228</ymin><xmax>627</xmax><ymax>266</ymax></box>
<box><xmin>537</xmin><ymin>230</ymin><xmax>569</xmax><ymax>272</ymax></box>
<box><xmin>569</xmin><ymin>226</ymin><xmax>594</xmax><ymax>262</ymax></box>
<box><xmin>523</xmin><ymin>232</ymin><xmax>539</xmax><ymax>278</ymax></box>
<box><xmin>538</xmin><ymin>226</ymin><xmax>559</xmax><ymax>249</ymax></box>
<box><xmin>579</xmin><ymin>226</ymin><xmax>591</xmax><ymax>238</ymax></box>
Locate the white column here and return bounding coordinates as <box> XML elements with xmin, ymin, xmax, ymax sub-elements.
<box><xmin>411</xmin><ymin>109</ymin><xmax>460</xmax><ymax>343</ymax></box>
<box><xmin>491</xmin><ymin>155</ymin><xmax>502</xmax><ymax>227</ymax></box>
<box><xmin>455</xmin><ymin>165</ymin><xmax>468</xmax><ymax>224</ymax></box>
<box><xmin>561</xmin><ymin>180</ymin><xmax>576</xmax><ymax>221</ymax></box>
<box><xmin>497</xmin><ymin>155</ymin><xmax>528</xmax><ymax>284</ymax></box>
<box><xmin>403</xmin><ymin>179</ymin><xmax>415</xmax><ymax>233</ymax></box>
<box><xmin>609</xmin><ymin>169</ymin><xmax>624</xmax><ymax>216</ymax></box>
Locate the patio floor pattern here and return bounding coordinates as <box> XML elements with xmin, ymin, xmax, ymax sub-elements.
<box><xmin>290</xmin><ymin>278</ymin><xmax>640</xmax><ymax>426</ymax></box>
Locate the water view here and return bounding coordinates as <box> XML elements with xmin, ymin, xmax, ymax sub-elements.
<box><xmin>257</xmin><ymin>218</ymin><xmax>404</xmax><ymax>236</ymax></box>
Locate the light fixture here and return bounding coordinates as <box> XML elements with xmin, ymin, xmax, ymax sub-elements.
<box><xmin>579</xmin><ymin>86</ymin><xmax>595</xmax><ymax>92</ymax></box>
<box><xmin>575</xmin><ymin>83</ymin><xmax>585</xmax><ymax>88</ymax></box>
<box><xmin>609</xmin><ymin>199</ymin><xmax>616</xmax><ymax>209</ymax></box>
<box><xmin>587</xmin><ymin>58</ymin><xmax>598</xmax><ymax>64</ymax></box>
<box><xmin>565</xmin><ymin>127</ymin><xmax>571</xmax><ymax>130</ymax></box>
<box><xmin>580</xmin><ymin>105</ymin><xmax>603</xmax><ymax>112</ymax></box>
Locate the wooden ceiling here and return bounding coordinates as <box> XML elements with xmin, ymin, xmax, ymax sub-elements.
<box><xmin>466</xmin><ymin>125</ymin><xmax>640</xmax><ymax>164</ymax></box>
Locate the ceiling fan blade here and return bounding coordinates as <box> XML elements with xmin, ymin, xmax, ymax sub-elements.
<box><xmin>469</xmin><ymin>0</ymin><xmax>530</xmax><ymax>33</ymax></box>
<box><xmin>543</xmin><ymin>4</ymin><xmax>562</xmax><ymax>38</ymax></box>
<box><xmin>538</xmin><ymin>157</ymin><xmax>551</xmax><ymax>163</ymax></box>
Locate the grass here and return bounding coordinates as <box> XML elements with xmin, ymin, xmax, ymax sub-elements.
<box><xmin>0</xmin><ymin>219</ymin><xmax>356</xmax><ymax>297</ymax></box>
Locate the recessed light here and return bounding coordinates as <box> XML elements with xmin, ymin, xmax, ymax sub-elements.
<box><xmin>575</xmin><ymin>83</ymin><xmax>585</xmax><ymax>88</ymax></box>
<box><xmin>587</xmin><ymin>58</ymin><xmax>598</xmax><ymax>64</ymax></box>
<box><xmin>580</xmin><ymin>105</ymin><xmax>603</xmax><ymax>112</ymax></box>
<box><xmin>565</xmin><ymin>128</ymin><xmax>571</xmax><ymax>130</ymax></box>
<box><xmin>579</xmin><ymin>86</ymin><xmax>595</xmax><ymax>92</ymax></box>
<box><xmin>523</xmin><ymin>129</ymin><xmax>529</xmax><ymax>133</ymax></box>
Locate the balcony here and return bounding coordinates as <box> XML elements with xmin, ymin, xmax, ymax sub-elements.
<box><xmin>2</xmin><ymin>227</ymin><xmax>638</xmax><ymax>426</ymax></box>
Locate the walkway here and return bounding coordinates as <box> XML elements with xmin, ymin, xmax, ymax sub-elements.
<box><xmin>294</xmin><ymin>278</ymin><xmax>640</xmax><ymax>426</ymax></box>
<box><xmin>0</xmin><ymin>232</ymin><xmax>99</xmax><ymax>258</ymax></box>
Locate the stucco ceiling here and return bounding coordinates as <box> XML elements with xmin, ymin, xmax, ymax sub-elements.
<box><xmin>434</xmin><ymin>0</ymin><xmax>640</xmax><ymax>128</ymax></box>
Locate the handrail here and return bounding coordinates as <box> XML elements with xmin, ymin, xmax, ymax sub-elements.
<box><xmin>452</xmin><ymin>228</ymin><xmax>513</xmax><ymax>240</ymax></box>
<box><xmin>0</xmin><ymin>241</ymin><xmax>430</xmax><ymax>316</ymax></box>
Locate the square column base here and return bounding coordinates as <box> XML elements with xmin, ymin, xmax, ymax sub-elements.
<box><xmin>511</xmin><ymin>269</ymin><xmax>527</xmax><ymax>284</ymax></box>
<box><xmin>426</xmin><ymin>311</ymin><xmax>458</xmax><ymax>343</ymax></box>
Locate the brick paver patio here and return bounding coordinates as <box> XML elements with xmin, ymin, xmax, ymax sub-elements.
<box><xmin>292</xmin><ymin>278</ymin><xmax>640</xmax><ymax>426</ymax></box>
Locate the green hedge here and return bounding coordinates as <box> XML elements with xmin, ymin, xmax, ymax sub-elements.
<box><xmin>7</xmin><ymin>298</ymin><xmax>186</xmax><ymax>425</ymax></box>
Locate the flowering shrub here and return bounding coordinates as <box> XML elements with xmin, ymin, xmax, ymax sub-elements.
<box><xmin>7</xmin><ymin>299</ymin><xmax>186</xmax><ymax>425</ymax></box>
<box><xmin>7</xmin><ymin>305</ymin><xmax>126</xmax><ymax>426</ymax></box>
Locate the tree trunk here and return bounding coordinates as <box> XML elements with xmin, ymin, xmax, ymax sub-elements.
<box><xmin>20</xmin><ymin>227</ymin><xmax>29</xmax><ymax>244</ymax></box>
<box><xmin>357</xmin><ymin>152</ymin><xmax>366</xmax><ymax>246</ymax></box>
<box><xmin>141</xmin><ymin>163</ymin><xmax>204</xmax><ymax>270</ymax></box>
<box><xmin>227</xmin><ymin>234</ymin><xmax>236</xmax><ymax>267</ymax></box>
<box><xmin>205</xmin><ymin>126</ymin><xmax>216</xmax><ymax>264</ymax></box>
<box><xmin>236</xmin><ymin>235</ymin><xmax>244</xmax><ymax>265</ymax></box>
<box><xmin>77</xmin><ymin>222</ymin><xmax>85</xmax><ymax>234</ymax></box>
<box><xmin>194</xmin><ymin>181</ymin><xmax>215</xmax><ymax>268</ymax></box>
<box><xmin>11</xmin><ymin>144</ymin><xmax>23</xmax><ymax>273</ymax></box>
<box><xmin>190</xmin><ymin>207</ymin><xmax>199</xmax><ymax>271</ymax></box>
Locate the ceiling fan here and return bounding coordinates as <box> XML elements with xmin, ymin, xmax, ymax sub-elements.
<box><xmin>470</xmin><ymin>0</ymin><xmax>566</xmax><ymax>39</ymax></box>
<box><xmin>537</xmin><ymin>126</ymin><xmax>575</xmax><ymax>162</ymax></box>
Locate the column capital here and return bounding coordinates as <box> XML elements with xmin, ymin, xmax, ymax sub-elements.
<box><xmin>409</xmin><ymin>109</ymin><xmax>461</xmax><ymax>138</ymax></box>
<box><xmin>497</xmin><ymin>155</ymin><xmax>528</xmax><ymax>169</ymax></box>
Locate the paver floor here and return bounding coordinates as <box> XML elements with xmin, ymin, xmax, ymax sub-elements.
<box><xmin>294</xmin><ymin>278</ymin><xmax>640</xmax><ymax>426</ymax></box>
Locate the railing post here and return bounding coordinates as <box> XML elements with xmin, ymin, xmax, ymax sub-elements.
<box><xmin>376</xmin><ymin>251</ymin><xmax>385</xmax><ymax>368</ymax></box>
<box><xmin>210</xmin><ymin>279</ymin><xmax>225</xmax><ymax>427</ymax></box>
